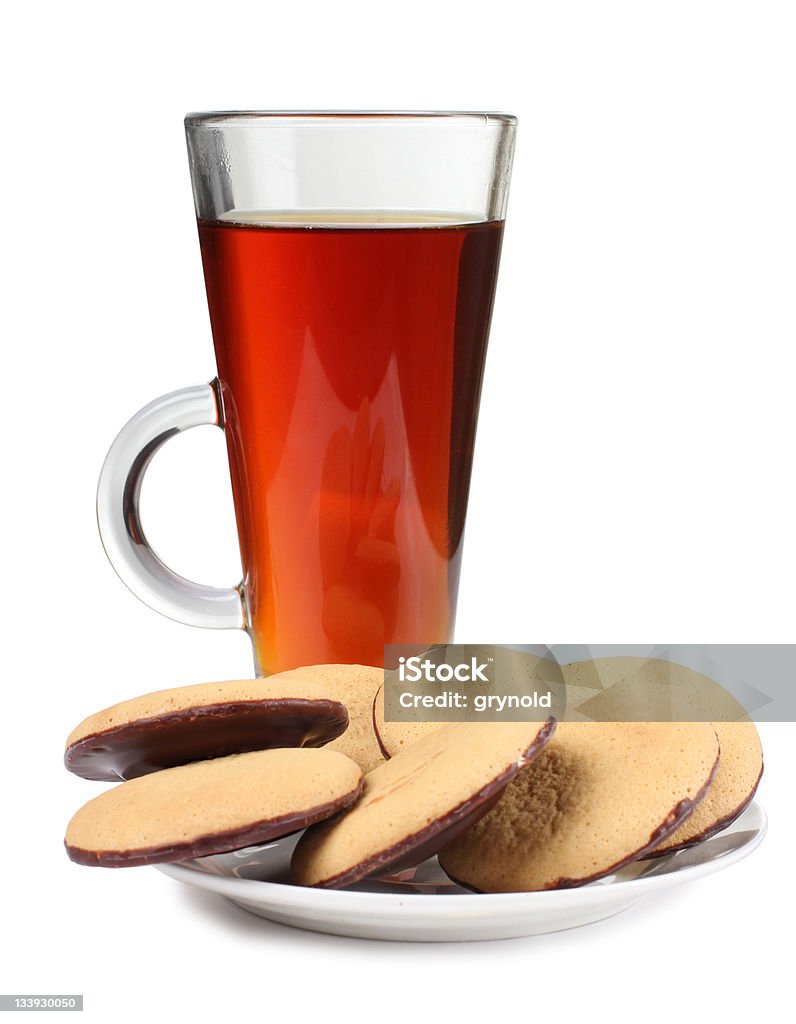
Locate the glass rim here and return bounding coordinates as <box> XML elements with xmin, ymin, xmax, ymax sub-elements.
<box><xmin>184</xmin><ymin>110</ymin><xmax>517</xmax><ymax>129</ymax></box>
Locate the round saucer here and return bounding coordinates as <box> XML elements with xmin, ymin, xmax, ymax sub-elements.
<box><xmin>156</xmin><ymin>800</ymin><xmax>766</xmax><ymax>941</ymax></box>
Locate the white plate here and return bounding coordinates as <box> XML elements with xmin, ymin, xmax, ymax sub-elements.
<box><xmin>157</xmin><ymin>801</ymin><xmax>766</xmax><ymax>942</ymax></box>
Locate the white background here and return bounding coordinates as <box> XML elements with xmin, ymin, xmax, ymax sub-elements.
<box><xmin>2</xmin><ymin>0</ymin><xmax>794</xmax><ymax>1020</ymax></box>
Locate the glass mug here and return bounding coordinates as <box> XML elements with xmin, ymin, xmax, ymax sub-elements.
<box><xmin>97</xmin><ymin>112</ymin><xmax>516</xmax><ymax>675</ymax></box>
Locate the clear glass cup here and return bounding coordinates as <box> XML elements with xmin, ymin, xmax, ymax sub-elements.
<box><xmin>97</xmin><ymin>111</ymin><xmax>517</xmax><ymax>674</ymax></box>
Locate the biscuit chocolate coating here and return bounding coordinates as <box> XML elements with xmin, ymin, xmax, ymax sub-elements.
<box><xmin>291</xmin><ymin>720</ymin><xmax>556</xmax><ymax>889</ymax></box>
<box><xmin>438</xmin><ymin>722</ymin><xmax>720</xmax><ymax>892</ymax></box>
<box><xmin>272</xmin><ymin>664</ymin><xmax>386</xmax><ymax>772</ymax></box>
<box><xmin>65</xmin><ymin>748</ymin><xmax>363</xmax><ymax>867</ymax></box>
<box><xmin>65</xmin><ymin>677</ymin><xmax>349</xmax><ymax>781</ymax></box>
<box><xmin>649</xmin><ymin>720</ymin><xmax>763</xmax><ymax>855</ymax></box>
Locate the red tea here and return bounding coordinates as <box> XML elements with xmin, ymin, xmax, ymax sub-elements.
<box><xmin>199</xmin><ymin>213</ymin><xmax>504</xmax><ymax>674</ymax></box>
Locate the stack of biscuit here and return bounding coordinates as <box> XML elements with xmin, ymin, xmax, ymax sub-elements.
<box><xmin>64</xmin><ymin>659</ymin><xmax>763</xmax><ymax>891</ymax></box>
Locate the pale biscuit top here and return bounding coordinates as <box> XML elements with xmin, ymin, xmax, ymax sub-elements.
<box><xmin>66</xmin><ymin>676</ymin><xmax>348</xmax><ymax>749</ymax></box>
<box><xmin>560</xmin><ymin>656</ymin><xmax>751</xmax><ymax>723</ymax></box>
<box><xmin>438</xmin><ymin>721</ymin><xmax>719</xmax><ymax>893</ymax></box>
<box><xmin>272</xmin><ymin>665</ymin><xmax>386</xmax><ymax>772</ymax></box>
<box><xmin>292</xmin><ymin>720</ymin><xmax>554</xmax><ymax>887</ymax></box>
<box><xmin>65</xmin><ymin>748</ymin><xmax>362</xmax><ymax>855</ymax></box>
<box><xmin>372</xmin><ymin>684</ymin><xmax>442</xmax><ymax>756</ymax></box>
<box><xmin>654</xmin><ymin>720</ymin><xmax>763</xmax><ymax>853</ymax></box>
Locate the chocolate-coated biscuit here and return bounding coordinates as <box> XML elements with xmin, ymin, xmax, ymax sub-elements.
<box><xmin>372</xmin><ymin>683</ymin><xmax>441</xmax><ymax>757</ymax></box>
<box><xmin>65</xmin><ymin>748</ymin><xmax>363</xmax><ymax>867</ymax></box>
<box><xmin>559</xmin><ymin>656</ymin><xmax>753</xmax><ymax>724</ymax></box>
<box><xmin>272</xmin><ymin>664</ymin><xmax>386</xmax><ymax>772</ymax></box>
<box><xmin>65</xmin><ymin>677</ymin><xmax>349</xmax><ymax>781</ymax></box>
<box><xmin>650</xmin><ymin>720</ymin><xmax>763</xmax><ymax>855</ymax></box>
<box><xmin>291</xmin><ymin>720</ymin><xmax>555</xmax><ymax>889</ymax></box>
<box><xmin>438</xmin><ymin>722</ymin><xmax>720</xmax><ymax>892</ymax></box>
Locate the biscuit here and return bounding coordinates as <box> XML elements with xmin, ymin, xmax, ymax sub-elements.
<box><xmin>291</xmin><ymin>720</ymin><xmax>555</xmax><ymax>888</ymax></box>
<box><xmin>438</xmin><ymin>721</ymin><xmax>719</xmax><ymax>892</ymax></box>
<box><xmin>372</xmin><ymin>683</ymin><xmax>441</xmax><ymax>757</ymax></box>
<box><xmin>65</xmin><ymin>748</ymin><xmax>363</xmax><ymax>868</ymax></box>
<box><xmin>559</xmin><ymin>656</ymin><xmax>752</xmax><ymax>723</ymax></box>
<box><xmin>272</xmin><ymin>665</ymin><xmax>386</xmax><ymax>772</ymax></box>
<box><xmin>650</xmin><ymin>720</ymin><xmax>763</xmax><ymax>855</ymax></box>
<box><xmin>65</xmin><ymin>677</ymin><xmax>349</xmax><ymax>781</ymax></box>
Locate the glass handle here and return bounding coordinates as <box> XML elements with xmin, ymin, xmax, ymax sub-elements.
<box><xmin>96</xmin><ymin>382</ymin><xmax>246</xmax><ymax>630</ymax></box>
